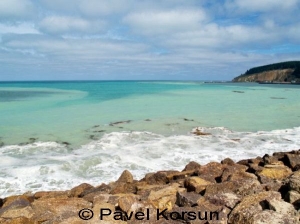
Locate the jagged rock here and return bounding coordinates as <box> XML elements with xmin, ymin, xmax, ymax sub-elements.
<box><xmin>228</xmin><ymin>191</ymin><xmax>281</xmax><ymax>223</ymax></box>
<box><xmin>143</xmin><ymin>171</ymin><xmax>178</xmax><ymax>185</ymax></box>
<box><xmin>250</xmin><ymin>210</ymin><xmax>299</xmax><ymax>224</ymax></box>
<box><xmin>182</xmin><ymin>161</ymin><xmax>201</xmax><ymax>171</ymax></box>
<box><xmin>2</xmin><ymin>195</ymin><xmax>34</xmax><ymax>209</ymax></box>
<box><xmin>267</xmin><ymin>198</ymin><xmax>297</xmax><ymax>215</ymax></box>
<box><xmin>0</xmin><ymin>206</ymin><xmax>34</xmax><ymax>219</ymax></box>
<box><xmin>184</xmin><ymin>177</ymin><xmax>212</xmax><ymax>194</ymax></box>
<box><xmin>285</xmin><ymin>190</ymin><xmax>300</xmax><ymax>207</ymax></box>
<box><xmin>176</xmin><ymin>191</ymin><xmax>202</xmax><ymax>207</ymax></box>
<box><xmin>195</xmin><ymin>162</ymin><xmax>224</xmax><ymax>183</ymax></box>
<box><xmin>285</xmin><ymin>153</ymin><xmax>300</xmax><ymax>170</ymax></box>
<box><xmin>0</xmin><ymin>198</ymin><xmax>3</xmax><ymax>208</ymax></box>
<box><xmin>258</xmin><ymin>164</ymin><xmax>292</xmax><ymax>180</ymax></box>
<box><xmin>81</xmin><ymin>183</ymin><xmax>111</xmax><ymax>201</ymax></box>
<box><xmin>0</xmin><ymin>217</ymin><xmax>37</xmax><ymax>224</ymax></box>
<box><xmin>147</xmin><ymin>184</ymin><xmax>185</xmax><ymax>211</ymax></box>
<box><xmin>117</xmin><ymin>170</ymin><xmax>134</xmax><ymax>183</ymax></box>
<box><xmin>118</xmin><ymin>195</ymin><xmax>138</xmax><ymax>212</ymax></box>
<box><xmin>167</xmin><ymin>170</ymin><xmax>194</xmax><ymax>182</ymax></box>
<box><xmin>221</xmin><ymin>168</ymin><xmax>256</xmax><ymax>182</ymax></box>
<box><xmin>31</xmin><ymin>197</ymin><xmax>92</xmax><ymax>222</ymax></box>
<box><xmin>204</xmin><ymin>193</ymin><xmax>241</xmax><ymax>209</ymax></box>
<box><xmin>287</xmin><ymin>171</ymin><xmax>300</xmax><ymax>193</ymax></box>
<box><xmin>205</xmin><ymin>179</ymin><xmax>262</xmax><ymax>197</ymax></box>
<box><xmin>221</xmin><ymin>158</ymin><xmax>235</xmax><ymax>165</ymax></box>
<box><xmin>34</xmin><ymin>191</ymin><xmax>68</xmax><ymax>199</ymax></box>
<box><xmin>69</xmin><ymin>183</ymin><xmax>94</xmax><ymax>197</ymax></box>
<box><xmin>110</xmin><ymin>182</ymin><xmax>137</xmax><ymax>195</ymax></box>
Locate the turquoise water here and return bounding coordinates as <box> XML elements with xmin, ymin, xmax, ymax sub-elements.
<box><xmin>1</xmin><ymin>81</ymin><xmax>300</xmax><ymax>146</ymax></box>
<box><xmin>1</xmin><ymin>81</ymin><xmax>300</xmax><ymax>196</ymax></box>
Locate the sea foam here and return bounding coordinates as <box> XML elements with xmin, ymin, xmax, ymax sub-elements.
<box><xmin>0</xmin><ymin>127</ymin><xmax>300</xmax><ymax>197</ymax></box>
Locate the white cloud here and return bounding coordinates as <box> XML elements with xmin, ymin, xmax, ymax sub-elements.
<box><xmin>39</xmin><ymin>16</ymin><xmax>105</xmax><ymax>34</ymax></box>
<box><xmin>0</xmin><ymin>0</ymin><xmax>35</xmax><ymax>19</ymax></box>
<box><xmin>123</xmin><ymin>9</ymin><xmax>207</xmax><ymax>35</ymax></box>
<box><xmin>0</xmin><ymin>22</ymin><xmax>40</xmax><ymax>35</ymax></box>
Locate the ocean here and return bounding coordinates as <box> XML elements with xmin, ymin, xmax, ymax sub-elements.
<box><xmin>1</xmin><ymin>81</ymin><xmax>300</xmax><ymax>197</ymax></box>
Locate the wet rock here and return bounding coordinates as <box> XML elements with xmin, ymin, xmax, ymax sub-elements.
<box><xmin>176</xmin><ymin>191</ymin><xmax>202</xmax><ymax>207</ymax></box>
<box><xmin>182</xmin><ymin>161</ymin><xmax>201</xmax><ymax>171</ymax></box>
<box><xmin>192</xmin><ymin>128</ymin><xmax>211</xmax><ymax>136</ymax></box>
<box><xmin>110</xmin><ymin>120</ymin><xmax>131</xmax><ymax>126</ymax></box>
<box><xmin>184</xmin><ymin>177</ymin><xmax>212</xmax><ymax>194</ymax></box>
<box><xmin>233</xmin><ymin>90</ymin><xmax>244</xmax><ymax>93</ymax></box>
<box><xmin>258</xmin><ymin>164</ymin><xmax>292</xmax><ymax>180</ymax></box>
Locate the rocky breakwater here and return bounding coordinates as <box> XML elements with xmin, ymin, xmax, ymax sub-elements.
<box><xmin>1</xmin><ymin>150</ymin><xmax>300</xmax><ymax>224</ymax></box>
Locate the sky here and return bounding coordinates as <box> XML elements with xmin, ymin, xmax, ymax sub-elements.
<box><xmin>0</xmin><ymin>0</ymin><xmax>300</xmax><ymax>81</ymax></box>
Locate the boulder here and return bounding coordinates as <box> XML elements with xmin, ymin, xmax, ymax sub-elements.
<box><xmin>258</xmin><ymin>164</ymin><xmax>292</xmax><ymax>180</ymax></box>
<box><xmin>228</xmin><ymin>191</ymin><xmax>281</xmax><ymax>223</ymax></box>
<box><xmin>31</xmin><ymin>197</ymin><xmax>92</xmax><ymax>222</ymax></box>
<box><xmin>184</xmin><ymin>177</ymin><xmax>212</xmax><ymax>194</ymax></box>
<box><xmin>68</xmin><ymin>183</ymin><xmax>94</xmax><ymax>197</ymax></box>
<box><xmin>287</xmin><ymin>171</ymin><xmax>300</xmax><ymax>193</ymax></box>
<box><xmin>117</xmin><ymin>170</ymin><xmax>134</xmax><ymax>183</ymax></box>
<box><xmin>182</xmin><ymin>161</ymin><xmax>201</xmax><ymax>171</ymax></box>
<box><xmin>147</xmin><ymin>184</ymin><xmax>185</xmax><ymax>211</ymax></box>
<box><xmin>176</xmin><ymin>191</ymin><xmax>202</xmax><ymax>207</ymax></box>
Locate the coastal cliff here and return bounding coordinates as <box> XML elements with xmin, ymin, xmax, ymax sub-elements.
<box><xmin>233</xmin><ymin>69</ymin><xmax>294</xmax><ymax>82</ymax></box>
<box><xmin>1</xmin><ymin>149</ymin><xmax>300</xmax><ymax>223</ymax></box>
<box><xmin>233</xmin><ymin>61</ymin><xmax>300</xmax><ymax>83</ymax></box>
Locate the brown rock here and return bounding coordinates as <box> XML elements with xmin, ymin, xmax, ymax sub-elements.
<box><xmin>31</xmin><ymin>197</ymin><xmax>92</xmax><ymax>222</ymax></box>
<box><xmin>250</xmin><ymin>210</ymin><xmax>299</xmax><ymax>224</ymax></box>
<box><xmin>182</xmin><ymin>161</ymin><xmax>201</xmax><ymax>171</ymax></box>
<box><xmin>118</xmin><ymin>195</ymin><xmax>137</xmax><ymax>212</ymax></box>
<box><xmin>167</xmin><ymin>170</ymin><xmax>194</xmax><ymax>182</ymax></box>
<box><xmin>110</xmin><ymin>182</ymin><xmax>137</xmax><ymax>195</ymax></box>
<box><xmin>258</xmin><ymin>164</ymin><xmax>292</xmax><ymax>180</ymax></box>
<box><xmin>2</xmin><ymin>195</ymin><xmax>33</xmax><ymax>208</ymax></box>
<box><xmin>143</xmin><ymin>171</ymin><xmax>178</xmax><ymax>185</ymax></box>
<box><xmin>69</xmin><ymin>183</ymin><xmax>94</xmax><ymax>197</ymax></box>
<box><xmin>205</xmin><ymin>193</ymin><xmax>241</xmax><ymax>209</ymax></box>
<box><xmin>1</xmin><ymin>206</ymin><xmax>34</xmax><ymax>219</ymax></box>
<box><xmin>147</xmin><ymin>184</ymin><xmax>185</xmax><ymax>211</ymax></box>
<box><xmin>228</xmin><ymin>191</ymin><xmax>281</xmax><ymax>223</ymax></box>
<box><xmin>287</xmin><ymin>171</ymin><xmax>300</xmax><ymax>193</ymax></box>
<box><xmin>184</xmin><ymin>177</ymin><xmax>212</xmax><ymax>194</ymax></box>
<box><xmin>117</xmin><ymin>170</ymin><xmax>134</xmax><ymax>183</ymax></box>
<box><xmin>205</xmin><ymin>179</ymin><xmax>262</xmax><ymax>198</ymax></box>
<box><xmin>81</xmin><ymin>183</ymin><xmax>111</xmax><ymax>201</ymax></box>
<box><xmin>34</xmin><ymin>191</ymin><xmax>68</xmax><ymax>199</ymax></box>
<box><xmin>285</xmin><ymin>190</ymin><xmax>300</xmax><ymax>207</ymax></box>
<box><xmin>176</xmin><ymin>191</ymin><xmax>202</xmax><ymax>207</ymax></box>
<box><xmin>195</xmin><ymin>162</ymin><xmax>225</xmax><ymax>183</ymax></box>
<box><xmin>221</xmin><ymin>158</ymin><xmax>235</xmax><ymax>165</ymax></box>
<box><xmin>285</xmin><ymin>153</ymin><xmax>300</xmax><ymax>170</ymax></box>
<box><xmin>0</xmin><ymin>217</ymin><xmax>37</xmax><ymax>224</ymax></box>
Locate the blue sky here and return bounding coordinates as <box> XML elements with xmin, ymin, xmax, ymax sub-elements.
<box><xmin>0</xmin><ymin>0</ymin><xmax>300</xmax><ymax>81</ymax></box>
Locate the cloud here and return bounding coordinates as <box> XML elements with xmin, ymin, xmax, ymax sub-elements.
<box><xmin>124</xmin><ymin>9</ymin><xmax>207</xmax><ymax>35</ymax></box>
<box><xmin>0</xmin><ymin>0</ymin><xmax>35</xmax><ymax>20</ymax></box>
<box><xmin>0</xmin><ymin>22</ymin><xmax>40</xmax><ymax>35</ymax></box>
<box><xmin>39</xmin><ymin>16</ymin><xmax>106</xmax><ymax>34</ymax></box>
<box><xmin>231</xmin><ymin>0</ymin><xmax>299</xmax><ymax>12</ymax></box>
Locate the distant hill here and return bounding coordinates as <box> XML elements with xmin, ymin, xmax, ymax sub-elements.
<box><xmin>233</xmin><ymin>61</ymin><xmax>300</xmax><ymax>83</ymax></box>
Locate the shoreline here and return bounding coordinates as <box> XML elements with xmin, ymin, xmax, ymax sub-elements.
<box><xmin>1</xmin><ymin>149</ymin><xmax>300</xmax><ymax>223</ymax></box>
